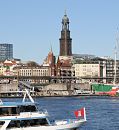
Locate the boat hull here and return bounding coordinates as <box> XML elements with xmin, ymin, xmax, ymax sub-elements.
<box><xmin>7</xmin><ymin>120</ymin><xmax>85</xmax><ymax>130</ymax></box>
<box><xmin>92</xmin><ymin>83</ymin><xmax>119</xmax><ymax>96</ymax></box>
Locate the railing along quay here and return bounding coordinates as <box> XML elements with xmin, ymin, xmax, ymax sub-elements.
<box><xmin>0</xmin><ymin>76</ymin><xmax>118</xmax><ymax>80</ymax></box>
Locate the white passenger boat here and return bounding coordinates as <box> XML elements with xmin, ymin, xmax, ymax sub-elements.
<box><xmin>0</xmin><ymin>90</ymin><xmax>86</xmax><ymax>130</ymax></box>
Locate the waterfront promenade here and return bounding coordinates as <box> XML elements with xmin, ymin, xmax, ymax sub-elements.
<box><xmin>0</xmin><ymin>79</ymin><xmax>93</xmax><ymax>97</ymax></box>
<box><xmin>0</xmin><ymin>79</ymin><xmax>117</xmax><ymax>98</ymax></box>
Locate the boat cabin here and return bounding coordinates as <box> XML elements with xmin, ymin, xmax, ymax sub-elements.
<box><xmin>0</xmin><ymin>102</ymin><xmax>37</xmax><ymax>116</ymax></box>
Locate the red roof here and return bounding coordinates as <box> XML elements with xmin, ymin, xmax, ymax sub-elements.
<box><xmin>4</xmin><ymin>60</ymin><xmax>17</xmax><ymax>66</ymax></box>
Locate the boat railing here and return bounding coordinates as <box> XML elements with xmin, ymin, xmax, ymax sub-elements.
<box><xmin>38</xmin><ymin>109</ymin><xmax>49</xmax><ymax>116</ymax></box>
<box><xmin>55</xmin><ymin>119</ymin><xmax>74</xmax><ymax>125</ymax></box>
<box><xmin>55</xmin><ymin>118</ymin><xmax>85</xmax><ymax>125</ymax></box>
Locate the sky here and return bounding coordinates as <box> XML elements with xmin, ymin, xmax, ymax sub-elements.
<box><xmin>0</xmin><ymin>0</ymin><xmax>119</xmax><ymax>64</ymax></box>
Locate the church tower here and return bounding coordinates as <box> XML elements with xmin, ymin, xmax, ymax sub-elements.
<box><xmin>59</xmin><ymin>12</ymin><xmax>72</xmax><ymax>56</ymax></box>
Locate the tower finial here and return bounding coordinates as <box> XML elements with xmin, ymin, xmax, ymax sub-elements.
<box><xmin>64</xmin><ymin>9</ymin><xmax>67</xmax><ymax>15</ymax></box>
<box><xmin>50</xmin><ymin>44</ymin><xmax>52</xmax><ymax>52</ymax></box>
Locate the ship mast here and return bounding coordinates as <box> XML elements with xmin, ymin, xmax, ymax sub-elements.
<box><xmin>113</xmin><ymin>44</ymin><xmax>117</xmax><ymax>85</ymax></box>
<box><xmin>113</xmin><ymin>29</ymin><xmax>119</xmax><ymax>85</ymax></box>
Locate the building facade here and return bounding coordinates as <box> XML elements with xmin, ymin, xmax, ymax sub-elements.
<box><xmin>72</xmin><ymin>55</ymin><xmax>119</xmax><ymax>83</ymax></box>
<box><xmin>13</xmin><ymin>65</ymin><xmax>51</xmax><ymax>84</ymax></box>
<box><xmin>56</xmin><ymin>56</ymin><xmax>74</xmax><ymax>78</ymax></box>
<box><xmin>74</xmin><ymin>63</ymin><xmax>100</xmax><ymax>78</ymax></box>
<box><xmin>0</xmin><ymin>59</ymin><xmax>18</xmax><ymax>76</ymax></box>
<box><xmin>42</xmin><ymin>48</ymin><xmax>56</xmax><ymax>76</ymax></box>
<box><xmin>0</xmin><ymin>43</ymin><xmax>13</xmax><ymax>61</ymax></box>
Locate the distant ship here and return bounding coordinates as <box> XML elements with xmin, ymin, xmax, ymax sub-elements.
<box><xmin>92</xmin><ymin>32</ymin><xmax>119</xmax><ymax>96</ymax></box>
<box><xmin>91</xmin><ymin>83</ymin><xmax>119</xmax><ymax>96</ymax></box>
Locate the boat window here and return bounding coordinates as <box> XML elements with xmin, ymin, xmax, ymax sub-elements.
<box><xmin>19</xmin><ymin>105</ymin><xmax>37</xmax><ymax>112</ymax></box>
<box><xmin>7</xmin><ymin>118</ymin><xmax>49</xmax><ymax>128</ymax></box>
<box><xmin>0</xmin><ymin>105</ymin><xmax>37</xmax><ymax>116</ymax></box>
<box><xmin>20</xmin><ymin>119</ymin><xmax>49</xmax><ymax>127</ymax></box>
<box><xmin>0</xmin><ymin>121</ymin><xmax>5</xmax><ymax>127</ymax></box>
<box><xmin>20</xmin><ymin>120</ymin><xmax>28</xmax><ymax>127</ymax></box>
<box><xmin>0</xmin><ymin>107</ymin><xmax>17</xmax><ymax>116</ymax></box>
<box><xmin>7</xmin><ymin>120</ymin><xmax>20</xmax><ymax>128</ymax></box>
<box><xmin>29</xmin><ymin>118</ymin><xmax>49</xmax><ymax>126</ymax></box>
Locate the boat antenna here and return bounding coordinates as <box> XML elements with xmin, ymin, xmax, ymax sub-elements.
<box><xmin>22</xmin><ymin>89</ymin><xmax>35</xmax><ymax>103</ymax></box>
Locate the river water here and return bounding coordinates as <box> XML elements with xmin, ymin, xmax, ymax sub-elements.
<box><xmin>2</xmin><ymin>96</ymin><xmax>119</xmax><ymax>130</ymax></box>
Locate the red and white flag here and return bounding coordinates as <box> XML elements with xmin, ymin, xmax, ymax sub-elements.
<box><xmin>74</xmin><ymin>107</ymin><xmax>85</xmax><ymax>119</ymax></box>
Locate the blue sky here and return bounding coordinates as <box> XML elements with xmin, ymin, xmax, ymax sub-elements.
<box><xmin>0</xmin><ymin>0</ymin><xmax>119</xmax><ymax>64</ymax></box>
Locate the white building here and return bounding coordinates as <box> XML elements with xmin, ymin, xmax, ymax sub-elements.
<box><xmin>74</xmin><ymin>64</ymin><xmax>100</xmax><ymax>78</ymax></box>
<box><xmin>14</xmin><ymin>66</ymin><xmax>51</xmax><ymax>84</ymax></box>
<box><xmin>19</xmin><ymin>66</ymin><xmax>51</xmax><ymax>77</ymax></box>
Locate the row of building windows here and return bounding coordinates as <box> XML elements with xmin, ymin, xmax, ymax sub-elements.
<box><xmin>20</xmin><ymin>70</ymin><xmax>48</xmax><ymax>72</ymax></box>
<box><xmin>20</xmin><ymin>73</ymin><xmax>49</xmax><ymax>76</ymax></box>
<box><xmin>75</xmin><ymin>64</ymin><xmax>99</xmax><ymax>67</ymax></box>
<box><xmin>75</xmin><ymin>72</ymin><xmax>99</xmax><ymax>76</ymax></box>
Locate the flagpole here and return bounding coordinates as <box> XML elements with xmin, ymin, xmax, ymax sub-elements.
<box><xmin>84</xmin><ymin>107</ymin><xmax>86</xmax><ymax>121</ymax></box>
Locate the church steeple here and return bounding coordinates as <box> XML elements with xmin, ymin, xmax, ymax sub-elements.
<box><xmin>59</xmin><ymin>12</ymin><xmax>72</xmax><ymax>56</ymax></box>
<box><xmin>62</xmin><ymin>11</ymin><xmax>69</xmax><ymax>31</ymax></box>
